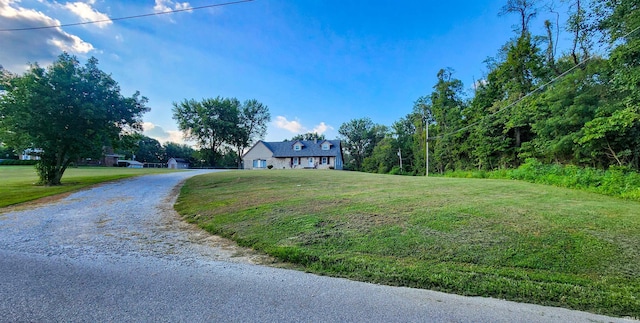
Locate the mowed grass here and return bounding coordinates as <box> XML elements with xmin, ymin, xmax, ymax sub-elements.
<box><xmin>175</xmin><ymin>170</ymin><xmax>640</xmax><ymax>318</ymax></box>
<box><xmin>0</xmin><ymin>166</ymin><xmax>178</xmax><ymax>208</ymax></box>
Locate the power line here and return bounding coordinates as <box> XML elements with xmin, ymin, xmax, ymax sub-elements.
<box><xmin>428</xmin><ymin>23</ymin><xmax>640</xmax><ymax>141</ymax></box>
<box><xmin>0</xmin><ymin>0</ymin><xmax>254</xmax><ymax>32</ymax></box>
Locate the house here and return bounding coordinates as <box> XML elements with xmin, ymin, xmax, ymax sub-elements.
<box><xmin>243</xmin><ymin>139</ymin><xmax>344</xmax><ymax>170</ymax></box>
<box><xmin>168</xmin><ymin>157</ymin><xmax>190</xmax><ymax>169</ymax></box>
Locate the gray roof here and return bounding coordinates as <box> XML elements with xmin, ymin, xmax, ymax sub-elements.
<box><xmin>262</xmin><ymin>140</ymin><xmax>342</xmax><ymax>157</ymax></box>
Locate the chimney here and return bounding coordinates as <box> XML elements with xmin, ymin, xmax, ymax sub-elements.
<box><xmin>314</xmin><ymin>137</ymin><xmax>318</xmax><ymax>144</ymax></box>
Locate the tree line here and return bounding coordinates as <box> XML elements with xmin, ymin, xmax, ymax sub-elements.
<box><xmin>338</xmin><ymin>0</ymin><xmax>640</xmax><ymax>174</ymax></box>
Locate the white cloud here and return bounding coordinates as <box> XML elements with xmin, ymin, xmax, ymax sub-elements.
<box><xmin>48</xmin><ymin>34</ymin><xmax>94</xmax><ymax>53</ymax></box>
<box><xmin>0</xmin><ymin>0</ymin><xmax>94</xmax><ymax>72</ymax></box>
<box><xmin>273</xmin><ymin>116</ymin><xmax>333</xmax><ymax>135</ymax></box>
<box><xmin>63</xmin><ymin>1</ymin><xmax>111</xmax><ymax>28</ymax></box>
<box><xmin>274</xmin><ymin>116</ymin><xmax>304</xmax><ymax>133</ymax></box>
<box><xmin>153</xmin><ymin>0</ymin><xmax>191</xmax><ymax>13</ymax></box>
<box><xmin>312</xmin><ymin>122</ymin><xmax>333</xmax><ymax>135</ymax></box>
<box><xmin>143</xmin><ymin>122</ymin><xmax>193</xmax><ymax>146</ymax></box>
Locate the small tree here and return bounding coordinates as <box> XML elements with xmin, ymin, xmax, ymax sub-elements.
<box><xmin>0</xmin><ymin>53</ymin><xmax>149</xmax><ymax>185</ymax></box>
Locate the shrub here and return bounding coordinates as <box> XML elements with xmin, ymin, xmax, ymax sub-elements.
<box><xmin>0</xmin><ymin>159</ymin><xmax>38</xmax><ymax>165</ymax></box>
<box><xmin>445</xmin><ymin>159</ymin><xmax>640</xmax><ymax>201</ymax></box>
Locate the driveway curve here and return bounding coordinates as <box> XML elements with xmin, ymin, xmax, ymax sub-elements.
<box><xmin>0</xmin><ymin>170</ymin><xmax>635</xmax><ymax>322</ymax></box>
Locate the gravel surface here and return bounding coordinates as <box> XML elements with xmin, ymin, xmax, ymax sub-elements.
<box><xmin>0</xmin><ymin>170</ymin><xmax>271</xmax><ymax>265</ymax></box>
<box><xmin>0</xmin><ymin>170</ymin><xmax>636</xmax><ymax>322</ymax></box>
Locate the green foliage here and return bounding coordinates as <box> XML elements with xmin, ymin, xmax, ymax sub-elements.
<box><xmin>164</xmin><ymin>142</ymin><xmax>196</xmax><ymax>165</ymax></box>
<box><xmin>289</xmin><ymin>132</ymin><xmax>326</xmax><ymax>141</ymax></box>
<box><xmin>0</xmin><ymin>143</ymin><xmax>18</xmax><ymax>160</ymax></box>
<box><xmin>338</xmin><ymin>117</ymin><xmax>388</xmax><ymax>171</ymax></box>
<box><xmin>447</xmin><ymin>158</ymin><xmax>640</xmax><ymax>201</ymax></box>
<box><xmin>0</xmin><ymin>53</ymin><xmax>149</xmax><ymax>185</ymax></box>
<box><xmin>0</xmin><ymin>159</ymin><xmax>37</xmax><ymax>165</ymax></box>
<box><xmin>116</xmin><ymin>134</ymin><xmax>165</xmax><ymax>163</ymax></box>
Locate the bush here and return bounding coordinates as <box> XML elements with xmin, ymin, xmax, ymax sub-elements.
<box><xmin>445</xmin><ymin>159</ymin><xmax>640</xmax><ymax>201</ymax></box>
<box><xmin>267</xmin><ymin>165</ymin><xmax>274</xmax><ymax>169</ymax></box>
<box><xmin>0</xmin><ymin>159</ymin><xmax>38</xmax><ymax>165</ymax></box>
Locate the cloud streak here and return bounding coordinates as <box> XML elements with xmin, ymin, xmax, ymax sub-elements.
<box><xmin>274</xmin><ymin>116</ymin><xmax>333</xmax><ymax>135</ymax></box>
<box><xmin>63</xmin><ymin>1</ymin><xmax>112</xmax><ymax>28</ymax></box>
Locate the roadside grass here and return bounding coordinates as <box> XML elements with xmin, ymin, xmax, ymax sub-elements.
<box><xmin>0</xmin><ymin>166</ymin><xmax>178</xmax><ymax>208</ymax></box>
<box><xmin>175</xmin><ymin>170</ymin><xmax>640</xmax><ymax>318</ymax></box>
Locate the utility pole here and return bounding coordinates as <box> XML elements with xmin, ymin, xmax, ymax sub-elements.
<box><xmin>426</xmin><ymin>124</ymin><xmax>429</xmax><ymax>177</ymax></box>
<box><xmin>397</xmin><ymin>148</ymin><xmax>402</xmax><ymax>172</ymax></box>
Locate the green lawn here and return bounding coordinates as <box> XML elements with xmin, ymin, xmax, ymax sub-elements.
<box><xmin>175</xmin><ymin>170</ymin><xmax>640</xmax><ymax>318</ymax></box>
<box><xmin>0</xmin><ymin>166</ymin><xmax>178</xmax><ymax>208</ymax></box>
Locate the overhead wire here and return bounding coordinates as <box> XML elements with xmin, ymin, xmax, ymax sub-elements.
<box><xmin>0</xmin><ymin>0</ymin><xmax>254</xmax><ymax>32</ymax></box>
<box><xmin>427</xmin><ymin>22</ymin><xmax>640</xmax><ymax>141</ymax></box>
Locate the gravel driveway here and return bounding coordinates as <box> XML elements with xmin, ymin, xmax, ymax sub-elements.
<box><xmin>0</xmin><ymin>170</ymin><xmax>270</xmax><ymax>265</ymax></box>
<box><xmin>0</xmin><ymin>170</ymin><xmax>635</xmax><ymax>322</ymax></box>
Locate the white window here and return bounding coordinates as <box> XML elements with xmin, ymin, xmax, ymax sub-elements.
<box><xmin>321</xmin><ymin>157</ymin><xmax>328</xmax><ymax>165</ymax></box>
<box><xmin>293</xmin><ymin>157</ymin><xmax>299</xmax><ymax>165</ymax></box>
<box><xmin>322</xmin><ymin>143</ymin><xmax>330</xmax><ymax>150</ymax></box>
<box><xmin>294</xmin><ymin>144</ymin><xmax>301</xmax><ymax>151</ymax></box>
<box><xmin>252</xmin><ymin>159</ymin><xmax>266</xmax><ymax>168</ymax></box>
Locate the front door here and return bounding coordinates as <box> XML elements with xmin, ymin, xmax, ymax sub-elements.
<box><xmin>308</xmin><ymin>157</ymin><xmax>314</xmax><ymax>168</ymax></box>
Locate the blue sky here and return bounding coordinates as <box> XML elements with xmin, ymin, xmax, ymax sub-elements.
<box><xmin>1</xmin><ymin>0</ymin><xmax>571</xmax><ymax>145</ymax></box>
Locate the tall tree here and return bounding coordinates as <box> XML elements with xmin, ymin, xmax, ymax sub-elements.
<box><xmin>172</xmin><ymin>97</ymin><xmax>240</xmax><ymax>166</ymax></box>
<box><xmin>566</xmin><ymin>0</ymin><xmax>592</xmax><ymax>65</ymax></box>
<box><xmin>429</xmin><ymin>68</ymin><xmax>466</xmax><ymax>173</ymax></box>
<box><xmin>231</xmin><ymin>99</ymin><xmax>270</xmax><ymax>168</ymax></box>
<box><xmin>499</xmin><ymin>0</ymin><xmax>539</xmax><ymax>36</ymax></box>
<box><xmin>578</xmin><ymin>0</ymin><xmax>640</xmax><ymax>169</ymax></box>
<box><xmin>0</xmin><ymin>53</ymin><xmax>149</xmax><ymax>185</ymax></box>
<box><xmin>338</xmin><ymin>117</ymin><xmax>388</xmax><ymax>171</ymax></box>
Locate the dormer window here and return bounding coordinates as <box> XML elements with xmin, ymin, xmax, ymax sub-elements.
<box><xmin>294</xmin><ymin>144</ymin><xmax>302</xmax><ymax>151</ymax></box>
<box><xmin>322</xmin><ymin>143</ymin><xmax>330</xmax><ymax>150</ymax></box>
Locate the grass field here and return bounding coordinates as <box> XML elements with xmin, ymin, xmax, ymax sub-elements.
<box><xmin>175</xmin><ymin>170</ymin><xmax>640</xmax><ymax>318</ymax></box>
<box><xmin>0</xmin><ymin>166</ymin><xmax>178</xmax><ymax>208</ymax></box>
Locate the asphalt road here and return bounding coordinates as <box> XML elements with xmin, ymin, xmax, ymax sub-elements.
<box><xmin>0</xmin><ymin>170</ymin><xmax>635</xmax><ymax>322</ymax></box>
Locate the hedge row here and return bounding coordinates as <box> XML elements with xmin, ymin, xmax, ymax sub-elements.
<box><xmin>0</xmin><ymin>159</ymin><xmax>38</xmax><ymax>165</ymax></box>
<box><xmin>445</xmin><ymin>158</ymin><xmax>640</xmax><ymax>201</ymax></box>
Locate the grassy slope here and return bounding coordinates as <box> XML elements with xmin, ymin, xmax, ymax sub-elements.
<box><xmin>0</xmin><ymin>166</ymin><xmax>177</xmax><ymax>208</ymax></box>
<box><xmin>175</xmin><ymin>170</ymin><xmax>640</xmax><ymax>317</ymax></box>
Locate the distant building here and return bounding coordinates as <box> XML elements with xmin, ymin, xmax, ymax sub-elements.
<box><xmin>167</xmin><ymin>158</ymin><xmax>190</xmax><ymax>169</ymax></box>
<box><xmin>20</xmin><ymin>148</ymin><xmax>42</xmax><ymax>160</ymax></box>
